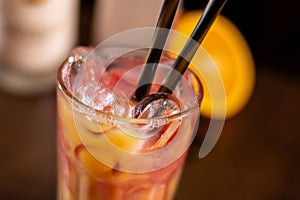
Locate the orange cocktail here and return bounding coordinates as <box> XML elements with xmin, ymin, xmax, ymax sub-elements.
<box><xmin>56</xmin><ymin>45</ymin><xmax>202</xmax><ymax>199</ymax></box>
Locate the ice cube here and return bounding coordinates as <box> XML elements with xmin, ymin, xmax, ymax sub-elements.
<box><xmin>135</xmin><ymin>93</ymin><xmax>181</xmax><ymax>120</ymax></box>
<box><xmin>75</xmin><ymin>81</ymin><xmax>116</xmax><ymax>113</ymax></box>
<box><xmin>114</xmin><ymin>93</ymin><xmax>181</xmax><ymax>140</ymax></box>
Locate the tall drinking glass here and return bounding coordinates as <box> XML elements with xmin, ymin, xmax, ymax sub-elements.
<box><xmin>56</xmin><ymin>34</ymin><xmax>203</xmax><ymax>199</ymax></box>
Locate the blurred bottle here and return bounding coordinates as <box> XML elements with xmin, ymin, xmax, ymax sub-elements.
<box><xmin>0</xmin><ymin>0</ymin><xmax>79</xmax><ymax>96</ymax></box>
<box><xmin>91</xmin><ymin>0</ymin><xmax>167</xmax><ymax>44</ymax></box>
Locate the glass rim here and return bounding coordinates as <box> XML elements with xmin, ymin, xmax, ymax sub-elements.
<box><xmin>57</xmin><ymin>51</ymin><xmax>202</xmax><ymax>126</ymax></box>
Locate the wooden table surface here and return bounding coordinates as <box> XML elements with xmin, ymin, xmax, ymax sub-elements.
<box><xmin>0</xmin><ymin>67</ymin><xmax>299</xmax><ymax>200</ymax></box>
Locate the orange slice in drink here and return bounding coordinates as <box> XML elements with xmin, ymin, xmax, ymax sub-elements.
<box><xmin>76</xmin><ymin>144</ymin><xmax>112</xmax><ymax>179</ymax></box>
<box><xmin>169</xmin><ymin>10</ymin><xmax>255</xmax><ymax>118</ymax></box>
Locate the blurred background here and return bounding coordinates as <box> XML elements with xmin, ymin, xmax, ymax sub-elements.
<box><xmin>0</xmin><ymin>0</ymin><xmax>299</xmax><ymax>199</ymax></box>
<box><xmin>81</xmin><ymin>0</ymin><xmax>300</xmax><ymax>76</ymax></box>
<box><xmin>192</xmin><ymin>0</ymin><xmax>300</xmax><ymax>76</ymax></box>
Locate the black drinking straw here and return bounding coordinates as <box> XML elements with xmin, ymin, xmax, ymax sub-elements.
<box><xmin>158</xmin><ymin>0</ymin><xmax>227</xmax><ymax>94</ymax></box>
<box><xmin>133</xmin><ymin>0</ymin><xmax>179</xmax><ymax>101</ymax></box>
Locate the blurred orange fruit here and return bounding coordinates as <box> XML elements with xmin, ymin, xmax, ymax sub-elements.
<box><xmin>169</xmin><ymin>10</ymin><xmax>255</xmax><ymax>118</ymax></box>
